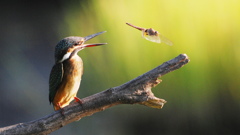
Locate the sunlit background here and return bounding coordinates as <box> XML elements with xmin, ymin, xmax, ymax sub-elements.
<box><xmin>0</xmin><ymin>0</ymin><xmax>240</xmax><ymax>134</ymax></box>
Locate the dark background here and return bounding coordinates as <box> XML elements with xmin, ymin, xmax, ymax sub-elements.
<box><xmin>0</xmin><ymin>0</ymin><xmax>240</xmax><ymax>135</ymax></box>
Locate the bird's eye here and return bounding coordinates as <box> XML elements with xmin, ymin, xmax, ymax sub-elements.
<box><xmin>74</xmin><ymin>42</ymin><xmax>79</xmax><ymax>46</ymax></box>
<box><xmin>74</xmin><ymin>41</ymin><xmax>84</xmax><ymax>46</ymax></box>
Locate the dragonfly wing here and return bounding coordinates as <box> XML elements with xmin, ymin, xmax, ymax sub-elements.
<box><xmin>144</xmin><ymin>35</ymin><xmax>161</xmax><ymax>43</ymax></box>
<box><xmin>142</xmin><ymin>31</ymin><xmax>161</xmax><ymax>43</ymax></box>
<box><xmin>159</xmin><ymin>34</ymin><xmax>173</xmax><ymax>46</ymax></box>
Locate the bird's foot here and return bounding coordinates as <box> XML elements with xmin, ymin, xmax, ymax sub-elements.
<box><xmin>74</xmin><ymin>97</ymin><xmax>83</xmax><ymax>104</ymax></box>
<box><xmin>57</xmin><ymin>103</ymin><xmax>65</xmax><ymax>116</ymax></box>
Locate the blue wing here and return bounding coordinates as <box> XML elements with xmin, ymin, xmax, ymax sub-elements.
<box><xmin>49</xmin><ymin>63</ymin><xmax>63</xmax><ymax>104</ymax></box>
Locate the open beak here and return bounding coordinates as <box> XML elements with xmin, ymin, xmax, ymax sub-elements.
<box><xmin>82</xmin><ymin>43</ymin><xmax>107</xmax><ymax>48</ymax></box>
<box><xmin>82</xmin><ymin>31</ymin><xmax>107</xmax><ymax>48</ymax></box>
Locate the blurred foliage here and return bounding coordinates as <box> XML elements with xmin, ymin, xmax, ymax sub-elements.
<box><xmin>61</xmin><ymin>0</ymin><xmax>240</xmax><ymax>101</ymax></box>
<box><xmin>1</xmin><ymin>0</ymin><xmax>240</xmax><ymax>134</ymax></box>
<box><xmin>61</xmin><ymin>0</ymin><xmax>240</xmax><ymax>134</ymax></box>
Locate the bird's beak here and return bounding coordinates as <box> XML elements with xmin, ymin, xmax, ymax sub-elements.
<box><xmin>82</xmin><ymin>43</ymin><xmax>107</xmax><ymax>48</ymax></box>
<box><xmin>83</xmin><ymin>31</ymin><xmax>107</xmax><ymax>47</ymax></box>
<box><xmin>84</xmin><ymin>31</ymin><xmax>106</xmax><ymax>41</ymax></box>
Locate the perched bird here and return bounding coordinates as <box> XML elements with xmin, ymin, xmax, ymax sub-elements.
<box><xmin>126</xmin><ymin>23</ymin><xmax>173</xmax><ymax>45</ymax></box>
<box><xmin>49</xmin><ymin>31</ymin><xmax>107</xmax><ymax>112</ymax></box>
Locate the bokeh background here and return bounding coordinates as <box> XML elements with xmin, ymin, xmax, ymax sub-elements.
<box><xmin>1</xmin><ymin>0</ymin><xmax>240</xmax><ymax>135</ymax></box>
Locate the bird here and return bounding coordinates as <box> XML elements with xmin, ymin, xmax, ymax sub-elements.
<box><xmin>126</xmin><ymin>22</ymin><xmax>173</xmax><ymax>45</ymax></box>
<box><xmin>49</xmin><ymin>31</ymin><xmax>107</xmax><ymax>113</ymax></box>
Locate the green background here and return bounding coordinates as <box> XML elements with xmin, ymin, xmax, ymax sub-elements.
<box><xmin>0</xmin><ymin>0</ymin><xmax>239</xmax><ymax>134</ymax></box>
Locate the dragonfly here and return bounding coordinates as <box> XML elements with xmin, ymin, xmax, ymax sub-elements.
<box><xmin>126</xmin><ymin>23</ymin><xmax>173</xmax><ymax>46</ymax></box>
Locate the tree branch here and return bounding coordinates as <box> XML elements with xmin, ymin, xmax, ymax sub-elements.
<box><xmin>0</xmin><ymin>54</ymin><xmax>190</xmax><ymax>135</ymax></box>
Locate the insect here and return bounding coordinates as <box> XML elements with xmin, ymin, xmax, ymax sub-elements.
<box><xmin>126</xmin><ymin>23</ymin><xmax>173</xmax><ymax>46</ymax></box>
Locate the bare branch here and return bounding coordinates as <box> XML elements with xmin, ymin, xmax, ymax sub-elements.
<box><xmin>0</xmin><ymin>54</ymin><xmax>190</xmax><ymax>135</ymax></box>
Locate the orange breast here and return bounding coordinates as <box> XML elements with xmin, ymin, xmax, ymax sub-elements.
<box><xmin>53</xmin><ymin>55</ymin><xmax>83</xmax><ymax>110</ymax></box>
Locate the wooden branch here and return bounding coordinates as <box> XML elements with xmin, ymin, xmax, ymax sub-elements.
<box><xmin>0</xmin><ymin>54</ymin><xmax>190</xmax><ymax>135</ymax></box>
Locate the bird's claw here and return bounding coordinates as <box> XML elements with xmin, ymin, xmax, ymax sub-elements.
<box><xmin>57</xmin><ymin>102</ymin><xmax>65</xmax><ymax>116</ymax></box>
<box><xmin>74</xmin><ymin>97</ymin><xmax>83</xmax><ymax>104</ymax></box>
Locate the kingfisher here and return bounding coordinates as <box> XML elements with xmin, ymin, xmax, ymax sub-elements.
<box><xmin>49</xmin><ymin>31</ymin><xmax>107</xmax><ymax>112</ymax></box>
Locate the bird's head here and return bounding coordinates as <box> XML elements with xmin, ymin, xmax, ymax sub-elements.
<box><xmin>54</xmin><ymin>31</ymin><xmax>107</xmax><ymax>63</ymax></box>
